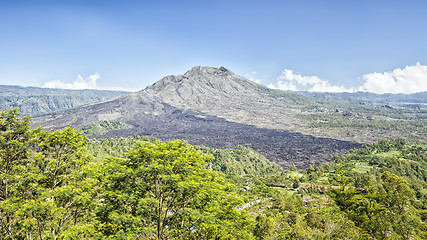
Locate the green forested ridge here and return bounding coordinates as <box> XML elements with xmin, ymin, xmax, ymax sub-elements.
<box><xmin>0</xmin><ymin>85</ymin><xmax>129</xmax><ymax>116</ymax></box>
<box><xmin>1</xmin><ymin>109</ymin><xmax>426</xmax><ymax>239</ymax></box>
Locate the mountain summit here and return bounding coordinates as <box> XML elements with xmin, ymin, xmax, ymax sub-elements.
<box><xmin>142</xmin><ymin>66</ymin><xmax>310</xmax><ymax>131</ymax></box>
<box><xmin>31</xmin><ymin>66</ymin><xmax>360</xmax><ymax>169</ymax></box>
<box><xmin>144</xmin><ymin>66</ymin><xmax>263</xmax><ymax>108</ymax></box>
<box><xmin>146</xmin><ymin>66</ymin><xmax>260</xmax><ymax>94</ymax></box>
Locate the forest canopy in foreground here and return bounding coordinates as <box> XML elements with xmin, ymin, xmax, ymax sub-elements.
<box><xmin>1</xmin><ymin>109</ymin><xmax>426</xmax><ymax>239</ymax></box>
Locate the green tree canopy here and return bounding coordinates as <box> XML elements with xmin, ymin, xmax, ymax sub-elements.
<box><xmin>97</xmin><ymin>140</ymin><xmax>254</xmax><ymax>239</ymax></box>
<box><xmin>0</xmin><ymin>109</ymin><xmax>97</xmax><ymax>239</ymax></box>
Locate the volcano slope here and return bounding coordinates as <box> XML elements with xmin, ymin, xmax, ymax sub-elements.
<box><xmin>32</xmin><ymin>66</ymin><xmax>362</xmax><ymax>169</ymax></box>
<box><xmin>144</xmin><ymin>66</ymin><xmax>426</xmax><ymax>143</ymax></box>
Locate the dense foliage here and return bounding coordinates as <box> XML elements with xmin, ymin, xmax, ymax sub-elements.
<box><xmin>220</xmin><ymin>139</ymin><xmax>426</xmax><ymax>239</ymax></box>
<box><xmin>1</xmin><ymin>109</ymin><xmax>426</xmax><ymax>239</ymax></box>
<box><xmin>0</xmin><ymin>109</ymin><xmax>95</xmax><ymax>239</ymax></box>
<box><xmin>88</xmin><ymin>137</ymin><xmax>282</xmax><ymax>178</ymax></box>
<box><xmin>198</xmin><ymin>146</ymin><xmax>283</xmax><ymax>177</ymax></box>
<box><xmin>0</xmin><ymin>109</ymin><xmax>253</xmax><ymax>239</ymax></box>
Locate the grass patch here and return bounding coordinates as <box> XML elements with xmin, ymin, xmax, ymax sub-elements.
<box><xmin>352</xmin><ymin>162</ymin><xmax>374</xmax><ymax>174</ymax></box>
<box><xmin>285</xmin><ymin>171</ymin><xmax>303</xmax><ymax>178</ymax></box>
<box><xmin>317</xmin><ymin>174</ymin><xmax>330</xmax><ymax>183</ymax></box>
<box><xmin>375</xmin><ymin>150</ymin><xmax>400</xmax><ymax>158</ymax></box>
<box><xmin>80</xmin><ymin>120</ymin><xmax>131</xmax><ymax>136</ymax></box>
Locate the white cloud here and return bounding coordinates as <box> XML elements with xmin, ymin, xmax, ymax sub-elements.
<box><xmin>43</xmin><ymin>73</ymin><xmax>138</xmax><ymax>92</ymax></box>
<box><xmin>43</xmin><ymin>73</ymin><xmax>100</xmax><ymax>90</ymax></box>
<box><xmin>269</xmin><ymin>69</ymin><xmax>354</xmax><ymax>93</ymax></box>
<box><xmin>269</xmin><ymin>63</ymin><xmax>427</xmax><ymax>94</ymax></box>
<box><xmin>245</xmin><ymin>71</ymin><xmax>261</xmax><ymax>84</ymax></box>
<box><xmin>358</xmin><ymin>63</ymin><xmax>427</xmax><ymax>94</ymax></box>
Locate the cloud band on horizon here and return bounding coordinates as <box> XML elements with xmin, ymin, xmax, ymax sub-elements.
<box><xmin>43</xmin><ymin>73</ymin><xmax>100</xmax><ymax>90</ymax></box>
<box><xmin>42</xmin><ymin>73</ymin><xmax>137</xmax><ymax>92</ymax></box>
<box><xmin>269</xmin><ymin>63</ymin><xmax>427</xmax><ymax>94</ymax></box>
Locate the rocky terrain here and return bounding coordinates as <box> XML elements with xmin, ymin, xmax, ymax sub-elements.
<box><xmin>31</xmin><ymin>91</ymin><xmax>359</xmax><ymax>169</ymax></box>
<box><xmin>143</xmin><ymin>66</ymin><xmax>313</xmax><ymax>131</ymax></box>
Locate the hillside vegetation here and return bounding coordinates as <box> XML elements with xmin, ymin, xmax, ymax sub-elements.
<box><xmin>297</xmin><ymin>97</ymin><xmax>426</xmax><ymax>144</ymax></box>
<box><xmin>0</xmin><ymin>85</ymin><xmax>129</xmax><ymax>116</ymax></box>
<box><xmin>80</xmin><ymin>120</ymin><xmax>132</xmax><ymax>136</ymax></box>
<box><xmin>87</xmin><ymin>136</ymin><xmax>283</xmax><ymax>177</ymax></box>
<box><xmin>1</xmin><ymin>108</ymin><xmax>426</xmax><ymax>239</ymax></box>
<box><xmin>300</xmin><ymin>91</ymin><xmax>427</xmax><ymax>105</ymax></box>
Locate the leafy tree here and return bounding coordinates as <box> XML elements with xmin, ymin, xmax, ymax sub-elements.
<box><xmin>380</xmin><ymin>171</ymin><xmax>417</xmax><ymax>239</ymax></box>
<box><xmin>328</xmin><ymin>167</ymin><xmax>358</xmax><ymax>212</ymax></box>
<box><xmin>288</xmin><ymin>164</ymin><xmax>297</xmax><ymax>171</ymax></box>
<box><xmin>380</xmin><ymin>171</ymin><xmax>413</xmax><ymax>213</ymax></box>
<box><xmin>97</xmin><ymin>140</ymin><xmax>254</xmax><ymax>239</ymax></box>
<box><xmin>253</xmin><ymin>214</ymin><xmax>275</xmax><ymax>240</ymax></box>
<box><xmin>20</xmin><ymin>127</ymin><xmax>95</xmax><ymax>239</ymax></box>
<box><xmin>0</xmin><ymin>109</ymin><xmax>40</xmax><ymax>238</ymax></box>
<box><xmin>292</xmin><ymin>177</ymin><xmax>300</xmax><ymax>189</ymax></box>
<box><xmin>0</xmin><ymin>109</ymin><xmax>97</xmax><ymax>239</ymax></box>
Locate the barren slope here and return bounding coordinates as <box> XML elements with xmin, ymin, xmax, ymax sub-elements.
<box><xmin>144</xmin><ymin>66</ymin><xmax>313</xmax><ymax>131</ymax></box>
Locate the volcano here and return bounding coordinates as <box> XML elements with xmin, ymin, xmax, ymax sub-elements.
<box><xmin>32</xmin><ymin>66</ymin><xmax>361</xmax><ymax>169</ymax></box>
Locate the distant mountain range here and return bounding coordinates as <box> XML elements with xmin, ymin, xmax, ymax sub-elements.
<box><xmin>298</xmin><ymin>91</ymin><xmax>427</xmax><ymax>107</ymax></box>
<box><xmin>0</xmin><ymin>85</ymin><xmax>130</xmax><ymax>116</ymax></box>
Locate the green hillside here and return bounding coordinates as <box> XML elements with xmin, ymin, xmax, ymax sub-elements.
<box><xmin>0</xmin><ymin>85</ymin><xmax>130</xmax><ymax>116</ymax></box>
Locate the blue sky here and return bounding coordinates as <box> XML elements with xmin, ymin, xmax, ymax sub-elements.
<box><xmin>1</xmin><ymin>0</ymin><xmax>427</xmax><ymax>93</ymax></box>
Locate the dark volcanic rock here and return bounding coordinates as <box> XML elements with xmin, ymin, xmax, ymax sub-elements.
<box><xmin>32</xmin><ymin>92</ymin><xmax>360</xmax><ymax>169</ymax></box>
<box><xmin>100</xmin><ymin>111</ymin><xmax>361</xmax><ymax>169</ymax></box>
